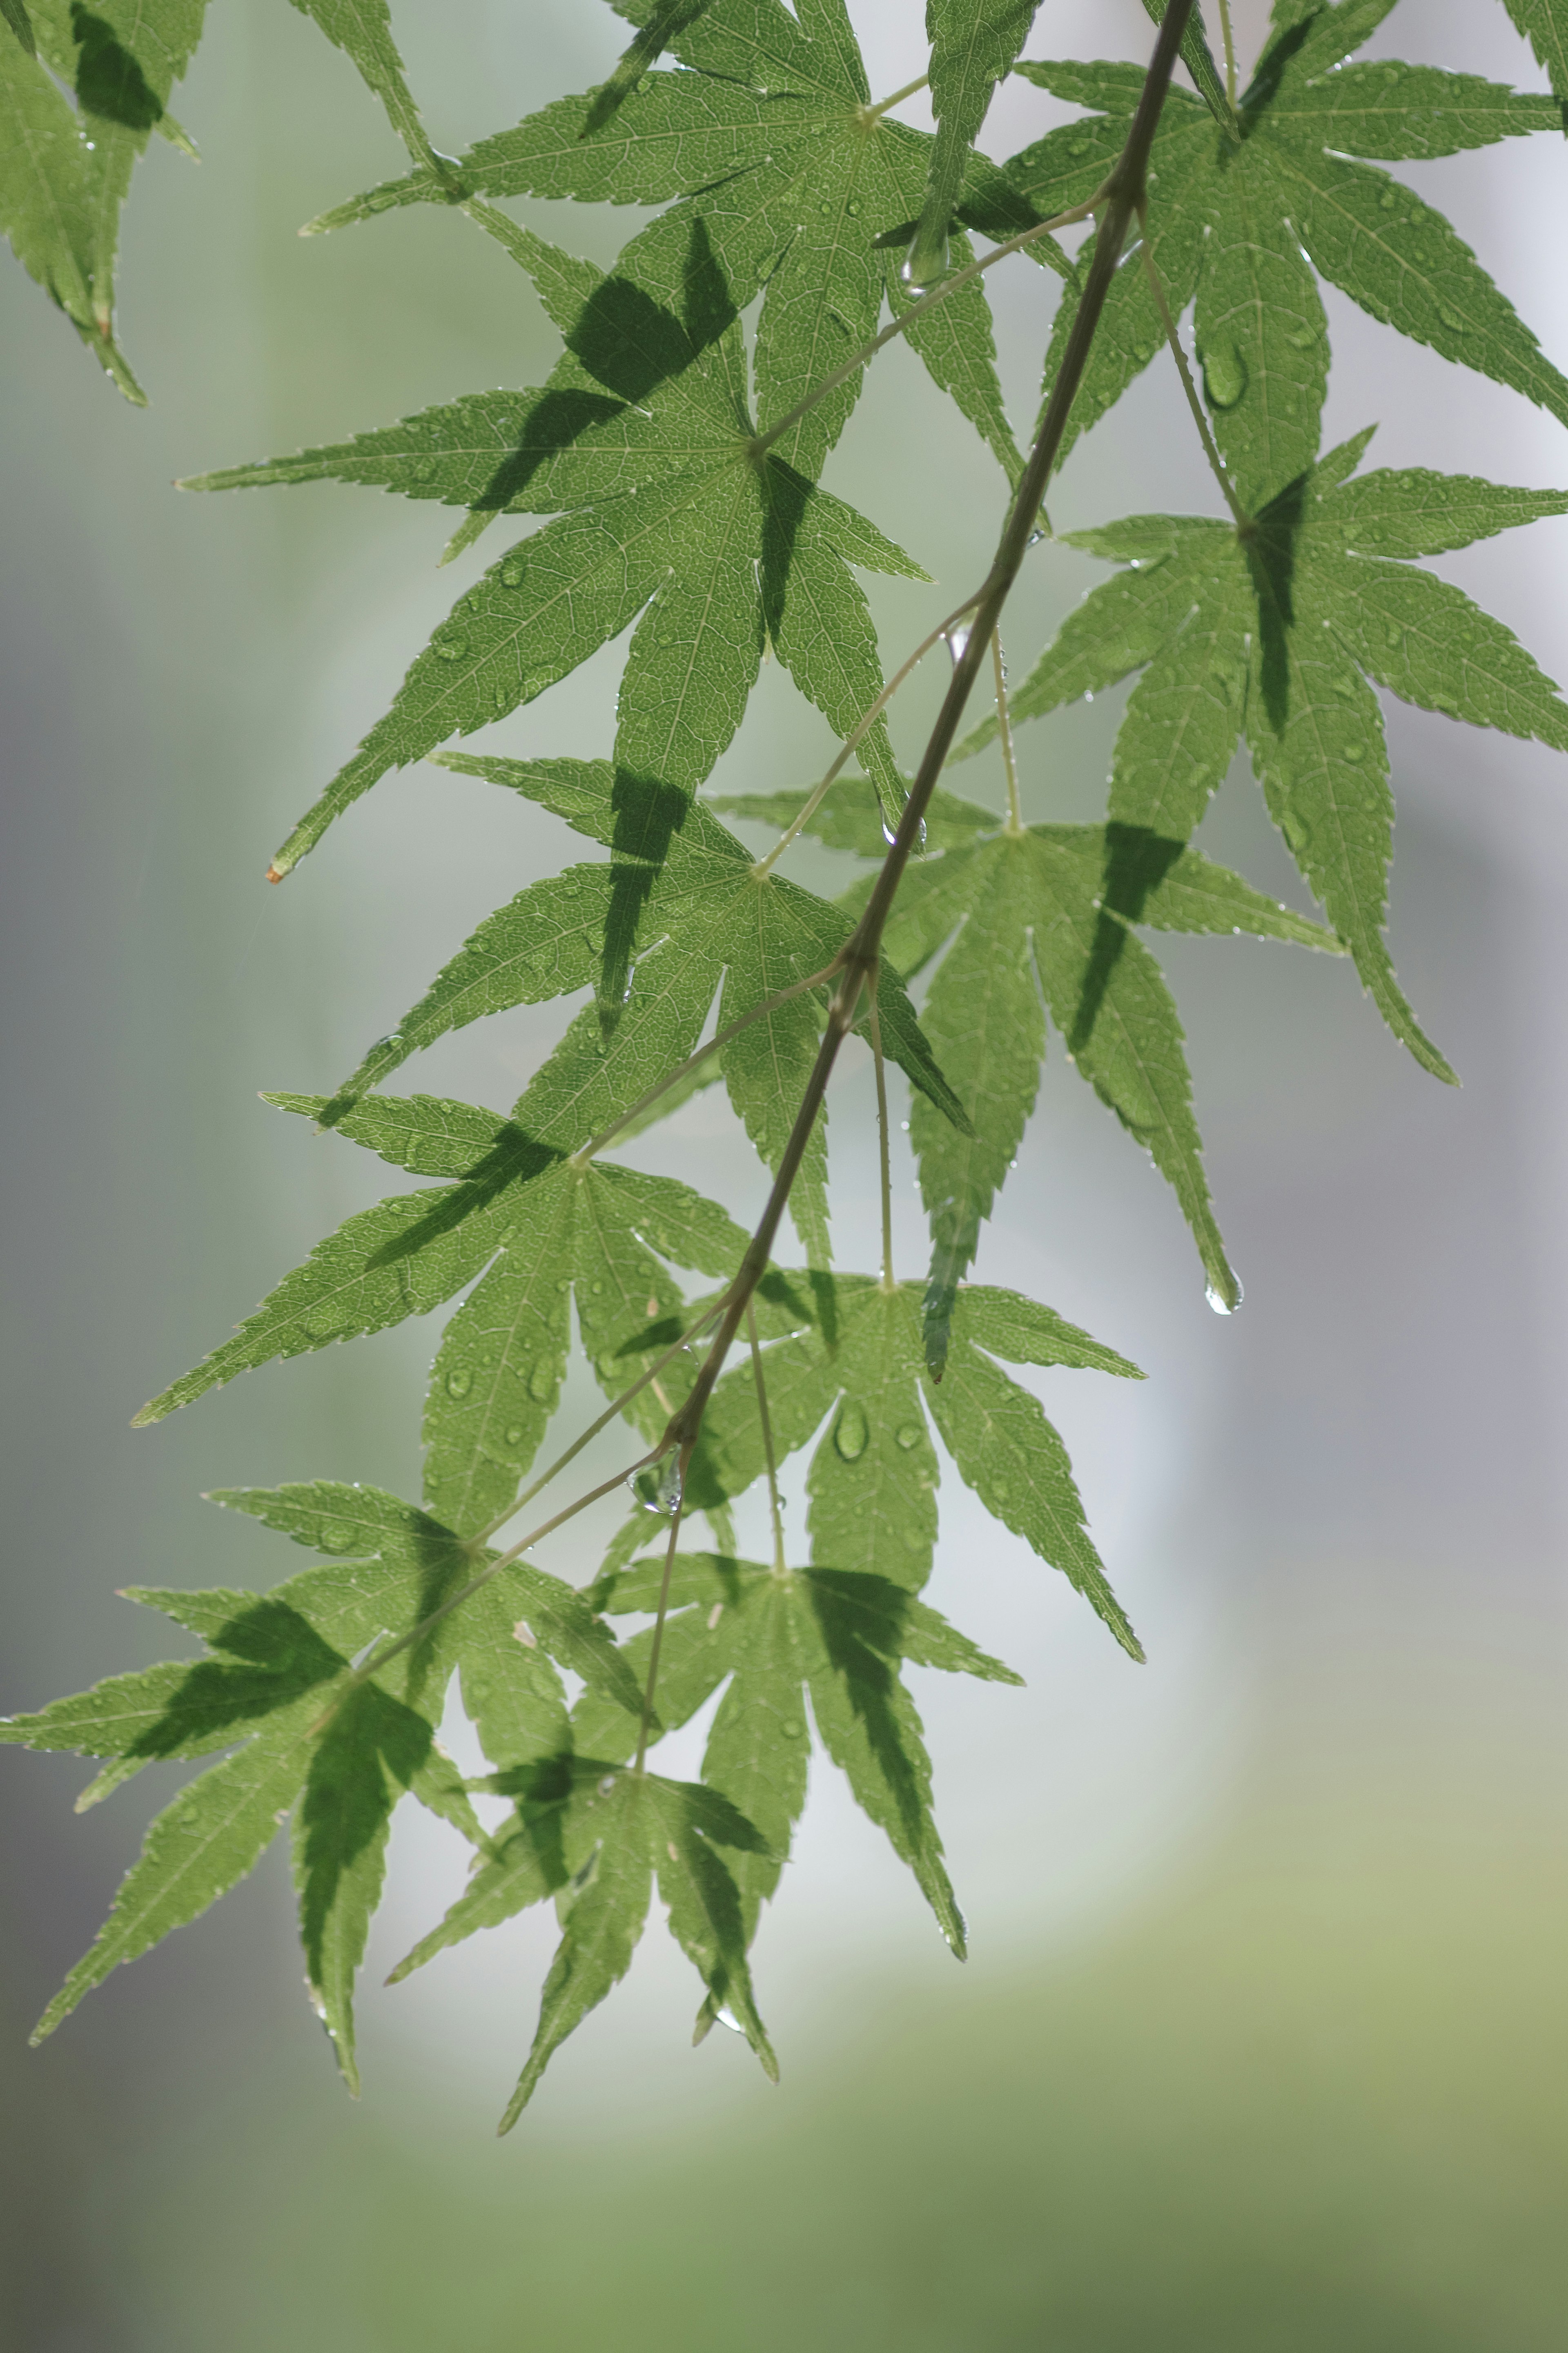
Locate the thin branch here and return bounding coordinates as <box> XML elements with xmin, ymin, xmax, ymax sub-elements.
<box><xmin>634</xmin><ymin>1446</ymin><xmax>692</xmax><ymax>1774</ymax></box>
<box><xmin>747</xmin><ymin>1302</ymin><xmax>788</xmax><ymax>1577</ymax></box>
<box><xmin>751</xmin><ymin>196</ymin><xmax>1104</xmax><ymax>462</ymax></box>
<box><xmin>866</xmin><ymin>982</ymin><xmax>896</xmax><ymax>1293</ymax></box>
<box><xmin>1136</xmin><ymin>206</ymin><xmax>1250</xmax><ymax>530</ymax></box>
<box><xmin>657</xmin><ymin>0</ymin><xmax>1200</xmax><ymax>1464</ymax></box>
<box><xmin>991</xmin><ymin>628</ymin><xmax>1024</xmax><ymax>837</ymax></box>
<box><xmin>570</xmin><ymin>954</ymin><xmax>845</xmax><ymax>1163</ymax></box>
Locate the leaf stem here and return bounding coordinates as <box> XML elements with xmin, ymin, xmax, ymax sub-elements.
<box><xmin>1217</xmin><ymin>0</ymin><xmax>1238</xmax><ymax>111</ymax></box>
<box><xmin>991</xmin><ymin>629</ymin><xmax>1024</xmax><ymax>836</ymax></box>
<box><xmin>634</xmin><ymin>1448</ymin><xmax>692</xmax><ymax>1773</ymax></box>
<box><xmin>866</xmin><ymin>981</ymin><xmax>896</xmax><ymax>1291</ymax></box>
<box><xmin>755</xmin><ymin>596</ymin><xmax>981</xmax><ymax>877</ymax></box>
<box><xmin>751</xmin><ymin>196</ymin><xmax>1102</xmax><ymax>462</ymax></box>
<box><xmin>747</xmin><ymin>1302</ymin><xmax>788</xmax><ymax>1577</ymax></box>
<box><xmin>474</xmin><ymin>1297</ymin><xmax>728</xmax><ymax>1549</ymax></box>
<box><xmin>1136</xmin><ymin>206</ymin><xmax>1250</xmax><ymax>531</ymax></box>
<box><xmin>866</xmin><ymin>73</ymin><xmax>929</xmax><ymax>120</ymax></box>
<box><xmin>570</xmin><ymin>956</ymin><xmax>845</xmax><ymax>1164</ymax></box>
<box><xmin>656</xmin><ymin>0</ymin><xmax>1200</xmax><ymax>1466</ymax></box>
<box><xmin>311</xmin><ymin>1453</ymin><xmax>657</xmax><ymax>1734</ymax></box>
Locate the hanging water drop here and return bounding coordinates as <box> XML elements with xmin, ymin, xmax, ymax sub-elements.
<box><xmin>1206</xmin><ymin>1276</ymin><xmax>1244</xmax><ymax>1316</ymax></box>
<box><xmin>635</xmin><ymin>1455</ymin><xmax>684</xmax><ymax>1515</ymax></box>
<box><xmin>943</xmin><ymin>620</ymin><xmax>972</xmax><ymax>667</ymax></box>
<box><xmin>833</xmin><ymin>1400</ymin><xmax>869</xmax><ymax>1461</ymax></box>
<box><xmin>1202</xmin><ymin>344</ymin><xmax>1247</xmax><ymax>410</ymax></box>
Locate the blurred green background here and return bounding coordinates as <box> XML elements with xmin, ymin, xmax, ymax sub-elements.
<box><xmin>2</xmin><ymin>3</ymin><xmax>1565</xmax><ymax>2345</ymax></box>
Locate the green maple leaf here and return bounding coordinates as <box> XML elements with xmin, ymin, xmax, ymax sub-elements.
<box><xmin>962</xmin><ymin>438</ymin><xmax>1568</xmax><ymax>1083</ymax></box>
<box><xmin>390</xmin><ymin>1755</ymin><xmax>775</xmax><ymax>2126</ymax></box>
<box><xmin>189</xmin><ymin>213</ymin><xmax>930</xmax><ymax>875</ymax></box>
<box><xmin>771</xmin><ymin>776</ymin><xmax>1337</xmax><ymax>1341</ymax></box>
<box><xmin>1503</xmin><ymin>0</ymin><xmax>1568</xmax><ymax>100</ymax></box>
<box><xmin>1009</xmin><ymin>1</ymin><xmax>1567</xmax><ymax>510</ymax></box>
<box><xmin>1</xmin><ymin>0</ymin><xmax>209</xmax><ymax>401</ymax></box>
<box><xmin>313</xmin><ymin>755</ymin><xmax>968</xmax><ymax>1269</ymax></box>
<box><xmin>131</xmin><ymin>1094</ymin><xmax>756</xmax><ymax>1491</ymax></box>
<box><xmin>0</xmin><ymin>1483</ymin><xmax>638</xmax><ymax>2085</ymax></box>
<box><xmin>569</xmin><ymin>1551</ymin><xmax>1022</xmax><ymax>1965</ymax></box>
<box><xmin>299</xmin><ymin>0</ymin><xmax>1048</xmax><ymax>485</ymax></box>
<box><xmin>638</xmin><ymin>1274</ymin><xmax>1143</xmax><ymax>1655</ymax></box>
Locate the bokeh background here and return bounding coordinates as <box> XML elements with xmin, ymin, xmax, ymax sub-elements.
<box><xmin>3</xmin><ymin>2</ymin><xmax>1566</xmax><ymax>2344</ymax></box>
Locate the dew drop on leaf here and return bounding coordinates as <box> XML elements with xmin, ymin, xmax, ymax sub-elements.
<box><xmin>1437</xmin><ymin>301</ymin><xmax>1468</xmax><ymax>335</ymax></box>
<box><xmin>504</xmin><ymin>1425</ymin><xmax>524</xmax><ymax>1447</ymax></box>
<box><xmin>445</xmin><ymin>1366</ymin><xmax>473</xmax><ymax>1399</ymax></box>
<box><xmin>895</xmin><ymin>1423</ymin><xmax>921</xmax><ymax>1451</ymax></box>
<box><xmin>318</xmin><ymin>1522</ymin><xmax>357</xmax><ymax>1554</ymax></box>
<box><xmin>1202</xmin><ymin>344</ymin><xmax>1247</xmax><ymax>410</ymax></box>
<box><xmin>1206</xmin><ymin>1277</ymin><xmax>1244</xmax><ymax>1316</ymax></box>
<box><xmin>833</xmin><ymin>1400</ymin><xmax>869</xmax><ymax>1461</ymax></box>
<box><xmin>499</xmin><ymin>559</ymin><xmax>523</xmax><ymax>588</ymax></box>
<box><xmin>433</xmin><ymin>633</ymin><xmax>467</xmax><ymax>661</ymax></box>
<box><xmin>529</xmin><ymin>1364</ymin><xmax>555</xmax><ymax>1401</ymax></box>
<box><xmin>781</xmin><ymin>1717</ymin><xmax>803</xmax><ymax>1740</ymax></box>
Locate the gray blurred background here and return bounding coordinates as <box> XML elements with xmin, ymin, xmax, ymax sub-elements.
<box><xmin>2</xmin><ymin>2</ymin><xmax>1565</xmax><ymax>2345</ymax></box>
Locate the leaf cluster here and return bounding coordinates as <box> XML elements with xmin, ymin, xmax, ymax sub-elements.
<box><xmin>7</xmin><ymin>0</ymin><xmax>1568</xmax><ymax>2125</ymax></box>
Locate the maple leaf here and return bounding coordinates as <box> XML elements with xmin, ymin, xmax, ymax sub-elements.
<box><xmin>962</xmin><ymin>439</ymin><xmax>1568</xmax><ymax>1083</ymax></box>
<box><xmin>631</xmin><ymin>1273</ymin><xmax>1144</xmax><ymax>1655</ymax></box>
<box><xmin>568</xmin><ymin>1550</ymin><xmax>1022</xmax><ymax>1964</ymax></box>
<box><xmin>390</xmin><ymin>1755</ymin><xmax>775</xmax><ymax>2125</ymax></box>
<box><xmin>299</xmin><ymin>0</ymin><xmax>1051</xmax><ymax>485</ymax></box>
<box><xmin>1009</xmin><ymin>2</ymin><xmax>1568</xmax><ymax>510</ymax></box>
<box><xmin>189</xmin><ymin>210</ymin><xmax>932</xmax><ymax>874</ymax></box>
<box><xmin>719</xmin><ymin>775</ymin><xmax>1340</xmax><ymax>1342</ymax></box>
<box><xmin>0</xmin><ymin>1484</ymin><xmax>639</xmax><ymax>2084</ymax></box>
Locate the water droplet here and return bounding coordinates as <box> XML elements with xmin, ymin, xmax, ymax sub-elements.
<box><xmin>505</xmin><ymin>1424</ymin><xmax>524</xmax><ymax>1447</ymax></box>
<box><xmin>943</xmin><ymin>620</ymin><xmax>973</xmax><ymax>667</ymax></box>
<box><xmin>1342</xmin><ymin>742</ymin><xmax>1366</xmax><ymax>763</ymax></box>
<box><xmin>833</xmin><ymin>1401</ymin><xmax>869</xmax><ymax>1462</ymax></box>
<box><xmin>445</xmin><ymin>1366</ymin><xmax>473</xmax><ymax>1399</ymax></box>
<box><xmin>990</xmin><ymin>1475</ymin><xmax>1012</xmax><ymax>1505</ymax></box>
<box><xmin>1027</xmin><ymin>526</ymin><xmax>1046</xmax><ymax>548</ymax></box>
<box><xmin>513</xmin><ymin>1619</ymin><xmax>537</xmax><ymax>1647</ymax></box>
<box><xmin>599</xmin><ymin>1774</ymin><xmax>617</xmax><ymax>1795</ymax></box>
<box><xmin>781</xmin><ymin>1718</ymin><xmax>803</xmax><ymax>1740</ymax></box>
<box><xmin>433</xmin><ymin>632</ymin><xmax>467</xmax><ymax>661</ymax></box>
<box><xmin>895</xmin><ymin>1423</ymin><xmax>921</xmax><ymax>1451</ymax></box>
<box><xmin>1437</xmin><ymin>301</ymin><xmax>1468</xmax><ymax>334</ymax></box>
<box><xmin>555</xmin><ymin>1278</ymin><xmax>570</xmax><ymax>1293</ymax></box>
<box><xmin>1285</xmin><ymin>326</ymin><xmax>1319</xmax><ymax>351</ymax></box>
<box><xmin>499</xmin><ymin>558</ymin><xmax>523</xmax><ymax>587</ymax></box>
<box><xmin>529</xmin><ymin>1363</ymin><xmax>555</xmax><ymax>1401</ymax></box>
<box><xmin>1281</xmin><ymin>810</ymin><xmax>1313</xmax><ymax>857</ymax></box>
<box><xmin>1206</xmin><ymin>1277</ymin><xmax>1245</xmax><ymax>1316</ymax></box>
<box><xmin>318</xmin><ymin>1522</ymin><xmax>357</xmax><ymax>1554</ymax></box>
<box><xmin>707</xmin><ymin>1601</ymin><xmax>724</xmax><ymax>1630</ymax></box>
<box><xmin>846</xmin><ymin>198</ymin><xmax>861</xmax><ymax>215</ymax></box>
<box><xmin>1379</xmin><ymin>188</ymin><xmax>1399</xmax><ymax>210</ymax></box>
<box><xmin>714</xmin><ymin>2003</ymin><xmax>745</xmax><ymax>2034</ymax></box>
<box><xmin>635</xmin><ymin>1456</ymin><xmax>684</xmax><ymax>1515</ymax></box>
<box><xmin>1202</xmin><ymin>344</ymin><xmax>1248</xmax><ymax>410</ymax></box>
